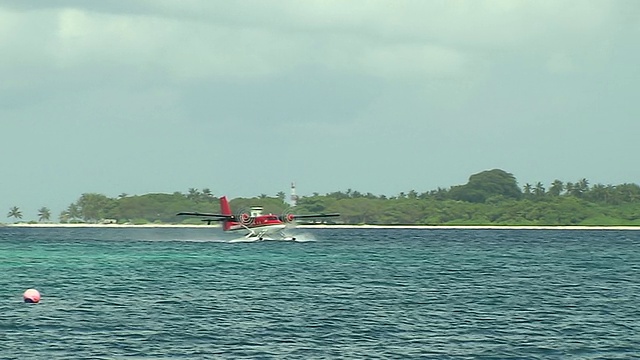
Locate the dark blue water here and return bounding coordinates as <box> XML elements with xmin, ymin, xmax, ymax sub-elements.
<box><xmin>1</xmin><ymin>227</ymin><xmax>639</xmax><ymax>359</ymax></box>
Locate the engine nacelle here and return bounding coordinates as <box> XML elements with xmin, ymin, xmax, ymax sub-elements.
<box><xmin>280</xmin><ymin>212</ymin><xmax>296</xmax><ymax>223</ymax></box>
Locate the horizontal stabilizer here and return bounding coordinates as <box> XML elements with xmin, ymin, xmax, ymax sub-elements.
<box><xmin>201</xmin><ymin>218</ymin><xmax>226</xmax><ymax>225</ymax></box>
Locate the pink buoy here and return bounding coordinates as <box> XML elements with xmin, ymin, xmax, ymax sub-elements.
<box><xmin>23</xmin><ymin>289</ymin><xmax>41</xmax><ymax>303</ymax></box>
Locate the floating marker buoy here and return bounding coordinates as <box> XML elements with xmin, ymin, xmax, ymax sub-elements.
<box><xmin>23</xmin><ymin>288</ymin><xmax>41</xmax><ymax>303</ymax></box>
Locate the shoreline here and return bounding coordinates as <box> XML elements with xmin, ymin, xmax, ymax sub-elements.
<box><xmin>2</xmin><ymin>223</ymin><xmax>639</xmax><ymax>230</ymax></box>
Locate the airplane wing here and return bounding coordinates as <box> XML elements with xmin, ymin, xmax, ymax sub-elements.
<box><xmin>279</xmin><ymin>213</ymin><xmax>340</xmax><ymax>222</ymax></box>
<box><xmin>177</xmin><ymin>211</ymin><xmax>235</xmax><ymax>225</ymax></box>
<box><xmin>176</xmin><ymin>212</ymin><xmax>233</xmax><ymax>219</ymax></box>
<box><xmin>289</xmin><ymin>213</ymin><xmax>340</xmax><ymax>219</ymax></box>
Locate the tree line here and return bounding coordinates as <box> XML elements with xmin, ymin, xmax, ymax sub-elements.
<box><xmin>6</xmin><ymin>169</ymin><xmax>640</xmax><ymax>226</ymax></box>
<box><xmin>6</xmin><ymin>206</ymin><xmax>51</xmax><ymax>222</ymax></box>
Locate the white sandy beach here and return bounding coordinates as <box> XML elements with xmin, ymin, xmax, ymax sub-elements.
<box><xmin>3</xmin><ymin>223</ymin><xmax>639</xmax><ymax>230</ymax></box>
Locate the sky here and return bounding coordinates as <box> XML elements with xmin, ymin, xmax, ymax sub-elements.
<box><xmin>1</xmin><ymin>0</ymin><xmax>639</xmax><ymax>221</ymax></box>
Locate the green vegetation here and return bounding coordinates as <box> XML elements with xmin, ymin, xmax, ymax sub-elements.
<box><xmin>46</xmin><ymin>169</ymin><xmax>640</xmax><ymax>226</ymax></box>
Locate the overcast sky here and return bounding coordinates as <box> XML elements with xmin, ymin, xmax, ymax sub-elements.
<box><xmin>1</xmin><ymin>1</ymin><xmax>639</xmax><ymax>221</ymax></box>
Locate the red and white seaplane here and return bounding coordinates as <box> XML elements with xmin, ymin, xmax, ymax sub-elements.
<box><xmin>177</xmin><ymin>196</ymin><xmax>339</xmax><ymax>241</ymax></box>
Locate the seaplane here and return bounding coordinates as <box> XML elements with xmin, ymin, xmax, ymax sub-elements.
<box><xmin>177</xmin><ymin>196</ymin><xmax>339</xmax><ymax>241</ymax></box>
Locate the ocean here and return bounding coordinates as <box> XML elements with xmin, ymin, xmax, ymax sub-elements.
<box><xmin>1</xmin><ymin>227</ymin><xmax>639</xmax><ymax>359</ymax></box>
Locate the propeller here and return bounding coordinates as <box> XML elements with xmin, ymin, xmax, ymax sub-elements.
<box><xmin>235</xmin><ymin>209</ymin><xmax>254</xmax><ymax>226</ymax></box>
<box><xmin>280</xmin><ymin>208</ymin><xmax>296</xmax><ymax>223</ymax></box>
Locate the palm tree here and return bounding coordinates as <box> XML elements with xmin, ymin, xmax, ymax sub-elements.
<box><xmin>38</xmin><ymin>207</ymin><xmax>51</xmax><ymax>222</ymax></box>
<box><xmin>577</xmin><ymin>178</ymin><xmax>590</xmax><ymax>194</ymax></box>
<box><xmin>567</xmin><ymin>179</ymin><xmax>588</xmax><ymax>198</ymax></box>
<box><xmin>59</xmin><ymin>210</ymin><xmax>70</xmax><ymax>223</ymax></box>
<box><xmin>565</xmin><ymin>182</ymin><xmax>575</xmax><ymax>196</ymax></box>
<box><xmin>187</xmin><ymin>188</ymin><xmax>200</xmax><ymax>201</ymax></box>
<box><xmin>548</xmin><ymin>180</ymin><xmax>564</xmax><ymax>197</ymax></box>
<box><xmin>534</xmin><ymin>182</ymin><xmax>546</xmax><ymax>197</ymax></box>
<box><xmin>67</xmin><ymin>203</ymin><xmax>81</xmax><ymax>221</ymax></box>
<box><xmin>7</xmin><ymin>206</ymin><xmax>22</xmax><ymax>221</ymax></box>
<box><xmin>588</xmin><ymin>184</ymin><xmax>608</xmax><ymax>203</ymax></box>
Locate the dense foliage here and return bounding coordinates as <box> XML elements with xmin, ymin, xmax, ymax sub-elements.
<box><xmin>52</xmin><ymin>170</ymin><xmax>640</xmax><ymax>226</ymax></box>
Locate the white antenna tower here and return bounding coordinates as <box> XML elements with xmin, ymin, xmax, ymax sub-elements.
<box><xmin>290</xmin><ymin>182</ymin><xmax>299</xmax><ymax>207</ymax></box>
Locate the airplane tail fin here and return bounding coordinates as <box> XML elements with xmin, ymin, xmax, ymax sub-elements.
<box><xmin>220</xmin><ymin>196</ymin><xmax>234</xmax><ymax>231</ymax></box>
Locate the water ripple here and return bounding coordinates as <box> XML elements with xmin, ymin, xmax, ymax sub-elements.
<box><xmin>1</xmin><ymin>228</ymin><xmax>640</xmax><ymax>358</ymax></box>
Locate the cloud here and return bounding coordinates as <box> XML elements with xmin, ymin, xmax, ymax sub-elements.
<box><xmin>1</xmin><ymin>0</ymin><xmax>639</xmax><ymax>221</ymax></box>
<box><xmin>546</xmin><ymin>53</ymin><xmax>576</xmax><ymax>74</ymax></box>
<box><xmin>1</xmin><ymin>0</ymin><xmax>631</xmax><ymax>88</ymax></box>
<box><xmin>52</xmin><ymin>8</ymin><xmax>298</xmax><ymax>80</ymax></box>
<box><xmin>359</xmin><ymin>43</ymin><xmax>466</xmax><ymax>79</ymax></box>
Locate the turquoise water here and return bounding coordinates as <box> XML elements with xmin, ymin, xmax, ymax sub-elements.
<box><xmin>1</xmin><ymin>227</ymin><xmax>639</xmax><ymax>359</ymax></box>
